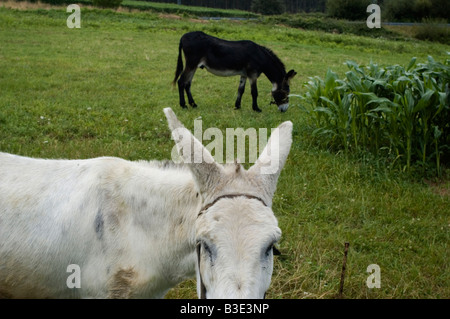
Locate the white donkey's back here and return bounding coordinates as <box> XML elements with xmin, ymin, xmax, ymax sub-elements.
<box><xmin>0</xmin><ymin>152</ymin><xmax>199</xmax><ymax>298</ymax></box>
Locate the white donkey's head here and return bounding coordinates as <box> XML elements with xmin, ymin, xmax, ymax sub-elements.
<box><xmin>163</xmin><ymin>108</ymin><xmax>293</xmax><ymax>299</ymax></box>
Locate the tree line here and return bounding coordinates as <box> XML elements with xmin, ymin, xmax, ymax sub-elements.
<box><xmin>141</xmin><ymin>0</ymin><xmax>449</xmax><ymax>21</ymax></box>
<box><xmin>148</xmin><ymin>0</ymin><xmax>326</xmax><ymax>13</ymax></box>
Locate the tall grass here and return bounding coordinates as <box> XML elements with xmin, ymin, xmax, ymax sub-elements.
<box><xmin>297</xmin><ymin>56</ymin><xmax>450</xmax><ymax>177</ymax></box>
<box><xmin>414</xmin><ymin>18</ymin><xmax>450</xmax><ymax>45</ymax></box>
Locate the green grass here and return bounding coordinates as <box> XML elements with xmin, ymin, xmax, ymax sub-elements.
<box><xmin>0</xmin><ymin>3</ymin><xmax>449</xmax><ymax>298</ymax></box>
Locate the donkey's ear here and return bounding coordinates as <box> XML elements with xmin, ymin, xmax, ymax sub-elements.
<box><xmin>164</xmin><ymin>107</ymin><xmax>185</xmax><ymax>132</ymax></box>
<box><xmin>285</xmin><ymin>70</ymin><xmax>297</xmax><ymax>84</ymax></box>
<box><xmin>248</xmin><ymin>121</ymin><xmax>293</xmax><ymax>205</ymax></box>
<box><xmin>164</xmin><ymin>108</ymin><xmax>223</xmax><ymax>193</ymax></box>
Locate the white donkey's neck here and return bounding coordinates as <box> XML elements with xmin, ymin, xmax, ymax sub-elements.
<box><xmin>116</xmin><ymin>160</ymin><xmax>201</xmax><ymax>296</ymax></box>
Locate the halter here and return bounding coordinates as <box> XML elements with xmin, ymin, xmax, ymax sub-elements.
<box><xmin>198</xmin><ymin>193</ymin><xmax>267</xmax><ymax>217</ymax></box>
<box><xmin>270</xmin><ymin>95</ymin><xmax>289</xmax><ymax>106</ymax></box>
<box><xmin>196</xmin><ymin>193</ymin><xmax>267</xmax><ymax>299</ymax></box>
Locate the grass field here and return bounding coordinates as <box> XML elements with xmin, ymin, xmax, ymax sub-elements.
<box><xmin>0</xmin><ymin>1</ymin><xmax>449</xmax><ymax>298</ymax></box>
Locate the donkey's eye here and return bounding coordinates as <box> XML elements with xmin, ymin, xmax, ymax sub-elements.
<box><xmin>265</xmin><ymin>244</ymin><xmax>274</xmax><ymax>257</ymax></box>
<box><xmin>203</xmin><ymin>242</ymin><xmax>211</xmax><ymax>256</ymax></box>
<box><xmin>272</xmin><ymin>245</ymin><xmax>281</xmax><ymax>256</ymax></box>
<box><xmin>265</xmin><ymin>243</ymin><xmax>281</xmax><ymax>258</ymax></box>
<box><xmin>203</xmin><ymin>242</ymin><xmax>215</xmax><ymax>264</ymax></box>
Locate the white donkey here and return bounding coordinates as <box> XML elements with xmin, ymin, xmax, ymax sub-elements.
<box><xmin>0</xmin><ymin>108</ymin><xmax>292</xmax><ymax>299</ymax></box>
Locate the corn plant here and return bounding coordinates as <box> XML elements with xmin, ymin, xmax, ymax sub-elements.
<box><xmin>296</xmin><ymin>55</ymin><xmax>449</xmax><ymax>177</ymax></box>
